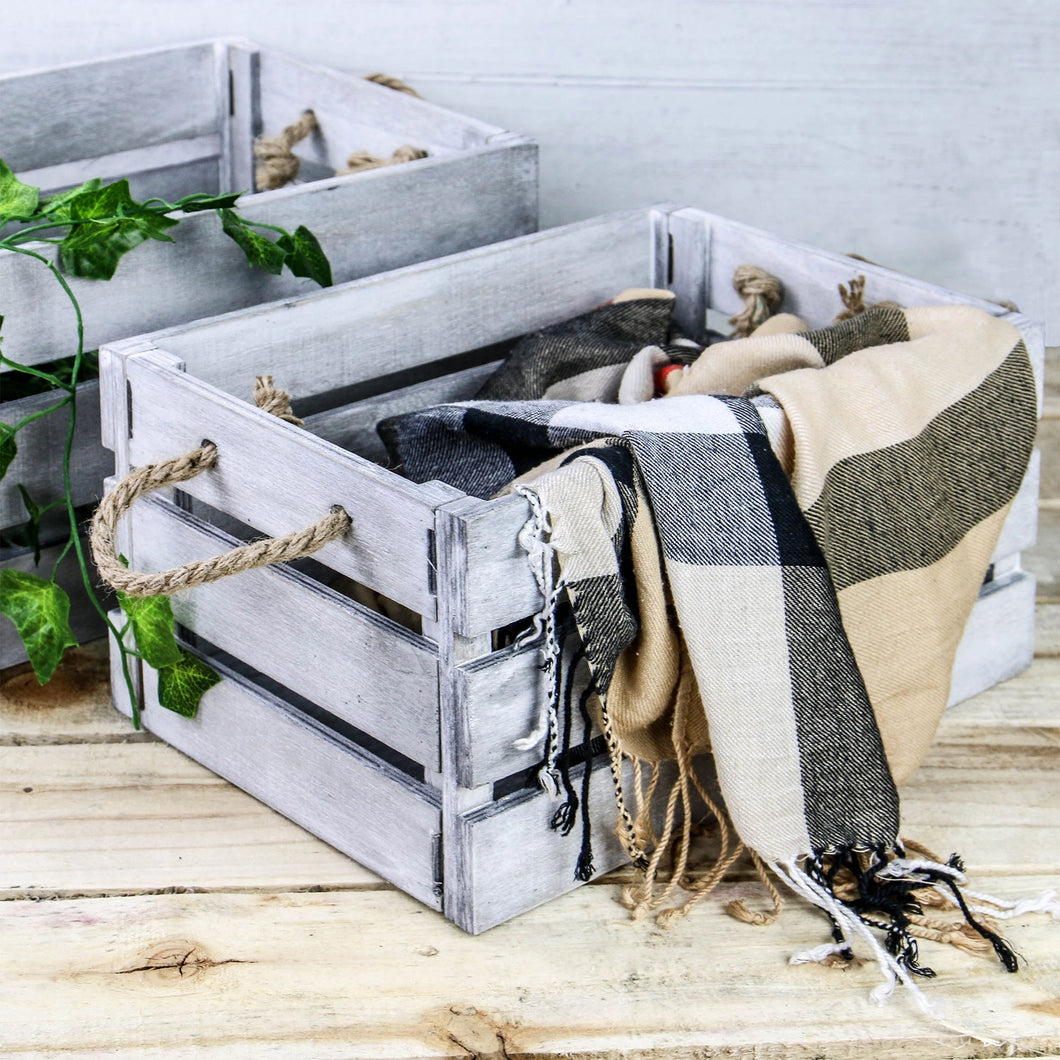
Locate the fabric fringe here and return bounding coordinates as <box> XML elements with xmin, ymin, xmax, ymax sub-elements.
<box><xmin>511</xmin><ymin>486</ymin><xmax>564</xmax><ymax>798</ymax></box>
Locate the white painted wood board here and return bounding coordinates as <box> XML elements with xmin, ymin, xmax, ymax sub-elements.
<box><xmin>128</xmin><ymin>494</ymin><xmax>442</xmax><ymax>770</ymax></box>
<box><xmin>135</xmin><ymin>208</ymin><xmax>657</xmax><ymax>399</ymax></box>
<box><xmin>255</xmin><ymin>47</ymin><xmax>499</xmax><ymax>161</ymax></box>
<box><xmin>121</xmin><ymin>352</ymin><xmax>459</xmax><ymax>618</ymax></box>
<box><xmin>304</xmin><ymin>361</ymin><xmax>499</xmax><ymax>465</ymax></box>
<box><xmin>0</xmin><ymin>43</ymin><xmax>219</xmax><ymax>173</ymax></box>
<box><xmin>0</xmin><ymin>381</ymin><xmax>111</xmax><ymax>526</ymax></box>
<box><xmin>117</xmin><ymin>642</ymin><xmax>443</xmax><ymax>910</ymax></box>
<box><xmin>449</xmin><ymin>755</ymin><xmax>633</xmax><ymax>934</ymax></box>
<box><xmin>0</xmin><ymin>39</ymin><xmax>538</xmax><ymax>371</ymax></box>
<box><xmin>948</xmin><ymin>569</ymin><xmax>1037</xmax><ymax>708</ymax></box>
<box><xmin>0</xmin><ymin>146</ymin><xmax>538</xmax><ymax>370</ymax></box>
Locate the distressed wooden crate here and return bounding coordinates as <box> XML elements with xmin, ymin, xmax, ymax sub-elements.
<box><xmin>0</xmin><ymin>38</ymin><xmax>537</xmax><ymax>665</ymax></box>
<box><xmin>100</xmin><ymin>205</ymin><xmax>1043</xmax><ymax>933</ymax></box>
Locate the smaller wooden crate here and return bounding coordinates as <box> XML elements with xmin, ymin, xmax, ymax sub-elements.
<box><xmin>0</xmin><ymin>39</ymin><xmax>537</xmax><ymax>665</ymax></box>
<box><xmin>100</xmin><ymin>206</ymin><xmax>1044</xmax><ymax>933</ymax></box>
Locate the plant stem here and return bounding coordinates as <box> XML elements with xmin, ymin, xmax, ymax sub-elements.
<box><xmin>0</xmin><ymin>352</ymin><xmax>71</xmax><ymax>391</ymax></box>
<box><xmin>50</xmin><ymin>534</ymin><xmax>74</xmax><ymax>578</ymax></box>
<box><xmin>242</xmin><ymin>219</ymin><xmax>289</xmax><ymax>236</ymax></box>
<box><xmin>5</xmin><ymin>242</ymin><xmax>142</xmax><ymax>727</ymax></box>
<box><xmin>1</xmin><ymin>218</ymin><xmax>92</xmax><ymax>244</ymax></box>
<box><xmin>7</xmin><ymin>395</ymin><xmax>72</xmax><ymax>433</ymax></box>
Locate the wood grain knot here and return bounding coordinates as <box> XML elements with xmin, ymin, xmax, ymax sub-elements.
<box><xmin>118</xmin><ymin>939</ymin><xmax>247</xmax><ymax>982</ymax></box>
<box><xmin>431</xmin><ymin>1005</ymin><xmax>515</xmax><ymax>1060</ymax></box>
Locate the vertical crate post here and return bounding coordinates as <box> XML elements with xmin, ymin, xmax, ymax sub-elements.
<box><xmin>431</xmin><ymin>496</ymin><xmax>497</xmax><ymax>932</ymax></box>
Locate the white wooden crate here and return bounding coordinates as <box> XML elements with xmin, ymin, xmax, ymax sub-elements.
<box><xmin>0</xmin><ymin>38</ymin><xmax>537</xmax><ymax>665</ymax></box>
<box><xmin>99</xmin><ymin>205</ymin><xmax>1043</xmax><ymax>933</ymax></box>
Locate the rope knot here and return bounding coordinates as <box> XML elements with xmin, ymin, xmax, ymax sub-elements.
<box><xmin>254</xmin><ymin>110</ymin><xmax>318</xmax><ymax>191</ymax></box>
<box><xmin>833</xmin><ymin>274</ymin><xmax>903</xmax><ymax>322</ymax></box>
<box><xmin>254</xmin><ymin>375</ymin><xmax>304</xmax><ymax>426</ymax></box>
<box><xmin>728</xmin><ymin>264</ymin><xmax>784</xmax><ymax>338</ymax></box>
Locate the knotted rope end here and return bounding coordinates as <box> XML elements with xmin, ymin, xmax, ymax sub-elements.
<box><xmin>728</xmin><ymin>264</ymin><xmax>784</xmax><ymax>338</ymax></box>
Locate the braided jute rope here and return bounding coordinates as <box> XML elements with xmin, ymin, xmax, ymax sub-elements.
<box><xmin>339</xmin><ymin>144</ymin><xmax>428</xmax><ymax>175</ymax></box>
<box><xmin>253</xmin><ymin>375</ymin><xmax>304</xmax><ymax>426</ymax></box>
<box><xmin>833</xmin><ymin>274</ymin><xmax>901</xmax><ymax>323</ymax></box>
<box><xmin>364</xmin><ymin>72</ymin><xmax>422</xmax><ymax>98</ymax></box>
<box><xmin>728</xmin><ymin>264</ymin><xmax>783</xmax><ymax>338</ymax></box>
<box><xmin>254</xmin><ymin>110</ymin><xmax>319</xmax><ymax>192</ymax></box>
<box><xmin>255</xmin><ymin>75</ymin><xmax>424</xmax><ymax>191</ymax></box>
<box><xmin>90</xmin><ymin>380</ymin><xmax>351</xmax><ymax>598</ymax></box>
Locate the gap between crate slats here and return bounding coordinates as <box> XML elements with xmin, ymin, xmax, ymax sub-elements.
<box><xmin>142</xmin><ymin>207</ymin><xmax>657</xmax><ymax>399</ymax></box>
<box><xmin>110</xmin><ymin>628</ymin><xmax>443</xmax><ymax>912</ymax></box>
<box><xmin>3</xmin><ymin>148</ymin><xmax>538</xmax><ymax>371</ymax></box>
<box><xmin>129</xmin><ymin>493</ymin><xmax>441</xmax><ymax>771</ymax></box>
<box><xmin>122</xmin><ymin>352</ymin><xmax>457</xmax><ymax>618</ymax></box>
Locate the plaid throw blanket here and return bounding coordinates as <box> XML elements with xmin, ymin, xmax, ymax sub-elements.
<box><xmin>386</xmin><ymin>302</ymin><xmax>1038</xmax><ymax>1003</ymax></box>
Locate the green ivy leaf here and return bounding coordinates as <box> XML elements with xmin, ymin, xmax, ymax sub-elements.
<box><xmin>118</xmin><ymin>591</ymin><xmax>183</xmax><ymax>670</ymax></box>
<box><xmin>0</xmin><ymin>424</ymin><xmax>16</xmax><ymax>482</ymax></box>
<box><xmin>0</xmin><ymin>569</ymin><xmax>77</xmax><ymax>683</ymax></box>
<box><xmin>0</xmin><ymin>160</ymin><xmax>39</xmax><ymax>226</ymax></box>
<box><xmin>54</xmin><ymin>179</ymin><xmax>180</xmax><ymax>280</ymax></box>
<box><xmin>59</xmin><ymin>219</ymin><xmax>154</xmax><ymax>280</ymax></box>
<box><xmin>38</xmin><ymin>178</ymin><xmax>103</xmax><ymax>221</ymax></box>
<box><xmin>277</xmin><ymin>225</ymin><xmax>333</xmax><ymax>287</ymax></box>
<box><xmin>59</xmin><ymin>215</ymin><xmax>179</xmax><ymax>280</ymax></box>
<box><xmin>61</xmin><ymin>177</ymin><xmax>137</xmax><ymax>220</ymax></box>
<box><xmin>157</xmin><ymin>650</ymin><xmax>221</xmax><ymax>718</ymax></box>
<box><xmin>175</xmin><ymin>192</ymin><xmax>243</xmax><ymax>213</ymax></box>
<box><xmin>218</xmin><ymin>209</ymin><xmax>287</xmax><ymax>275</ymax></box>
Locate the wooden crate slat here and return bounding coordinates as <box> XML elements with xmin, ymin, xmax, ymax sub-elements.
<box><xmin>304</xmin><ymin>361</ymin><xmax>500</xmax><ymax>465</ymax></box>
<box><xmin>149</xmin><ymin>208</ymin><xmax>657</xmax><ymax>399</ymax></box>
<box><xmin>15</xmin><ymin>134</ymin><xmax>222</xmax><ymax>198</ymax></box>
<box><xmin>0</xmin><ymin>381</ymin><xmax>110</xmax><ymax>527</ymax></box>
<box><xmin>667</xmin><ymin>207</ymin><xmax>712</xmax><ymax>343</ymax></box>
<box><xmin>992</xmin><ymin>447</ymin><xmax>1040</xmax><ymax>562</ymax></box>
<box><xmin>449</xmin><ymin>757</ymin><xmax>631</xmax><ymax>934</ymax></box>
<box><xmin>123</xmin><ymin>353</ymin><xmax>455</xmax><ymax>617</ymax></box>
<box><xmin>949</xmin><ymin>569</ymin><xmax>1036</xmax><ymax>707</ymax></box>
<box><xmin>115</xmin><ymin>636</ymin><xmax>443</xmax><ymax>911</ymax></box>
<box><xmin>223</xmin><ymin>43</ymin><xmax>260</xmax><ymax>193</ymax></box>
<box><xmin>256</xmin><ymin>49</ymin><xmax>498</xmax><ymax>160</ymax></box>
<box><xmin>1</xmin><ymin>146</ymin><xmax>536</xmax><ymax>372</ymax></box>
<box><xmin>129</xmin><ymin>494</ymin><xmax>441</xmax><ymax>771</ymax></box>
<box><xmin>0</xmin><ymin>43</ymin><xmax>220</xmax><ymax>173</ymax></box>
<box><xmin>456</xmin><ymin>644</ymin><xmax>547</xmax><ymax>788</ymax></box>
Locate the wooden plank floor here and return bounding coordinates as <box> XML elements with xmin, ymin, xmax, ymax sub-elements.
<box><xmin>1</xmin><ymin>353</ymin><xmax>1057</xmax><ymax>1059</ymax></box>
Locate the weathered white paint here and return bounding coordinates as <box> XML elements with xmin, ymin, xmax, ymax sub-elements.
<box><xmin>0</xmin><ymin>39</ymin><xmax>537</xmax><ymax>666</ymax></box>
<box><xmin>1</xmin><ymin>2</ymin><xmax>1055</xmax><ymax>341</ymax></box>
<box><xmin>99</xmin><ymin>205</ymin><xmax>1045</xmax><ymax>933</ymax></box>
<box><xmin>111</xmin><ymin>622</ymin><xmax>444</xmax><ymax>909</ymax></box>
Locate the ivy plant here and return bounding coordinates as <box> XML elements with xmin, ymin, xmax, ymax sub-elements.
<box><xmin>0</xmin><ymin>160</ymin><xmax>331</xmax><ymax>724</ymax></box>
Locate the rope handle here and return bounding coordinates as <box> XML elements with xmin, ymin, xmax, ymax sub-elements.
<box><xmin>255</xmin><ymin>74</ymin><xmax>427</xmax><ymax>191</ymax></box>
<box><xmin>90</xmin><ymin>440</ymin><xmax>351</xmax><ymax>598</ymax></box>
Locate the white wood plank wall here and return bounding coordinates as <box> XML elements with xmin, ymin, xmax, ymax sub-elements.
<box><xmin>1</xmin><ymin>2</ymin><xmax>1056</xmax><ymax>341</ymax></box>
